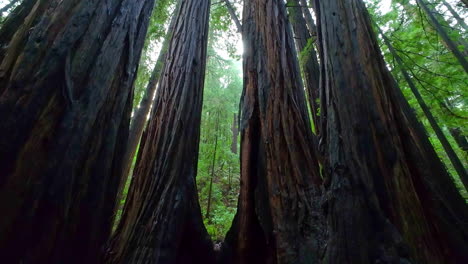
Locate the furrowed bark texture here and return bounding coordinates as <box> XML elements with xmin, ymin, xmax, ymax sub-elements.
<box><xmin>0</xmin><ymin>0</ymin><xmax>155</xmax><ymax>263</ymax></box>
<box><xmin>287</xmin><ymin>0</ymin><xmax>320</xmax><ymax>133</ymax></box>
<box><xmin>106</xmin><ymin>0</ymin><xmax>215</xmax><ymax>263</ymax></box>
<box><xmin>222</xmin><ymin>0</ymin><xmax>323</xmax><ymax>263</ymax></box>
<box><xmin>116</xmin><ymin>14</ymin><xmax>175</xmax><ymax>213</ymax></box>
<box><xmin>317</xmin><ymin>0</ymin><xmax>468</xmax><ymax>263</ymax></box>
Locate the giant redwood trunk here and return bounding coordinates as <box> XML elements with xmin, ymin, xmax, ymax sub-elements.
<box><xmin>0</xmin><ymin>0</ymin><xmax>154</xmax><ymax>263</ymax></box>
<box><xmin>316</xmin><ymin>0</ymin><xmax>468</xmax><ymax>263</ymax></box>
<box><xmin>222</xmin><ymin>0</ymin><xmax>323</xmax><ymax>263</ymax></box>
<box><xmin>106</xmin><ymin>0</ymin><xmax>215</xmax><ymax>263</ymax></box>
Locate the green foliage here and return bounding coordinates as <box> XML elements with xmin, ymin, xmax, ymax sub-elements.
<box><xmin>367</xmin><ymin>0</ymin><xmax>468</xmax><ymax>198</ymax></box>
<box><xmin>196</xmin><ymin>3</ymin><xmax>243</xmax><ymax>240</ymax></box>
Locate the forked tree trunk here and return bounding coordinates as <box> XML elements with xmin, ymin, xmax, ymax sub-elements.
<box><xmin>316</xmin><ymin>0</ymin><xmax>468</xmax><ymax>263</ymax></box>
<box><xmin>222</xmin><ymin>0</ymin><xmax>323</xmax><ymax>263</ymax></box>
<box><xmin>287</xmin><ymin>0</ymin><xmax>320</xmax><ymax>133</ymax></box>
<box><xmin>378</xmin><ymin>28</ymin><xmax>468</xmax><ymax>191</ymax></box>
<box><xmin>0</xmin><ymin>0</ymin><xmax>154</xmax><ymax>263</ymax></box>
<box><xmin>116</xmin><ymin>13</ymin><xmax>174</xmax><ymax>215</ymax></box>
<box><xmin>106</xmin><ymin>0</ymin><xmax>215</xmax><ymax>263</ymax></box>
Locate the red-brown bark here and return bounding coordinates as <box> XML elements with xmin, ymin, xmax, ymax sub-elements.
<box><xmin>222</xmin><ymin>0</ymin><xmax>323</xmax><ymax>263</ymax></box>
<box><xmin>316</xmin><ymin>0</ymin><xmax>468</xmax><ymax>263</ymax></box>
<box><xmin>0</xmin><ymin>0</ymin><xmax>155</xmax><ymax>263</ymax></box>
<box><xmin>106</xmin><ymin>0</ymin><xmax>215</xmax><ymax>263</ymax></box>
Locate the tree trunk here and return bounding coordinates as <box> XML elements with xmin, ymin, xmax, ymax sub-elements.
<box><xmin>222</xmin><ymin>0</ymin><xmax>323</xmax><ymax>263</ymax></box>
<box><xmin>223</xmin><ymin>0</ymin><xmax>242</xmax><ymax>32</ymax></box>
<box><xmin>416</xmin><ymin>0</ymin><xmax>468</xmax><ymax>74</ymax></box>
<box><xmin>206</xmin><ymin>112</ymin><xmax>220</xmax><ymax>221</ymax></box>
<box><xmin>287</xmin><ymin>0</ymin><xmax>321</xmax><ymax>133</ymax></box>
<box><xmin>378</xmin><ymin>27</ymin><xmax>468</xmax><ymax>191</ymax></box>
<box><xmin>316</xmin><ymin>0</ymin><xmax>468</xmax><ymax>263</ymax></box>
<box><xmin>106</xmin><ymin>0</ymin><xmax>215</xmax><ymax>263</ymax></box>
<box><xmin>442</xmin><ymin>0</ymin><xmax>468</xmax><ymax>31</ymax></box>
<box><xmin>0</xmin><ymin>0</ymin><xmax>154</xmax><ymax>263</ymax></box>
<box><xmin>231</xmin><ymin>113</ymin><xmax>238</xmax><ymax>154</ymax></box>
<box><xmin>450</xmin><ymin>128</ymin><xmax>468</xmax><ymax>154</ymax></box>
<box><xmin>116</xmin><ymin>12</ymin><xmax>175</xmax><ymax>215</ymax></box>
<box><xmin>299</xmin><ymin>0</ymin><xmax>317</xmax><ymax>37</ymax></box>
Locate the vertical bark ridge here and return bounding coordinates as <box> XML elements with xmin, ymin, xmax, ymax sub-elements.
<box><xmin>317</xmin><ymin>0</ymin><xmax>468</xmax><ymax>263</ymax></box>
<box><xmin>0</xmin><ymin>0</ymin><xmax>155</xmax><ymax>263</ymax></box>
<box><xmin>106</xmin><ymin>0</ymin><xmax>215</xmax><ymax>263</ymax></box>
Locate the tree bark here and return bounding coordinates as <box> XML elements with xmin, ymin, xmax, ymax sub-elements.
<box><xmin>0</xmin><ymin>0</ymin><xmax>155</xmax><ymax>263</ymax></box>
<box><xmin>378</xmin><ymin>27</ymin><xmax>468</xmax><ymax>191</ymax></box>
<box><xmin>299</xmin><ymin>0</ymin><xmax>317</xmax><ymax>37</ymax></box>
<box><xmin>287</xmin><ymin>0</ymin><xmax>321</xmax><ymax>133</ymax></box>
<box><xmin>231</xmin><ymin>113</ymin><xmax>238</xmax><ymax>154</ymax></box>
<box><xmin>222</xmin><ymin>0</ymin><xmax>323</xmax><ymax>263</ymax></box>
<box><xmin>116</xmin><ymin>12</ymin><xmax>175</xmax><ymax>215</ymax></box>
<box><xmin>416</xmin><ymin>0</ymin><xmax>468</xmax><ymax>74</ymax></box>
<box><xmin>106</xmin><ymin>0</ymin><xmax>215</xmax><ymax>263</ymax></box>
<box><xmin>316</xmin><ymin>0</ymin><xmax>468</xmax><ymax>263</ymax></box>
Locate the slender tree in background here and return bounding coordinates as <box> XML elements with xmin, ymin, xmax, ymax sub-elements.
<box><xmin>287</xmin><ymin>0</ymin><xmax>321</xmax><ymax>133</ymax></box>
<box><xmin>450</xmin><ymin>128</ymin><xmax>468</xmax><ymax>154</ymax></box>
<box><xmin>106</xmin><ymin>0</ymin><xmax>214</xmax><ymax>263</ymax></box>
<box><xmin>316</xmin><ymin>0</ymin><xmax>468</xmax><ymax>263</ymax></box>
<box><xmin>415</xmin><ymin>0</ymin><xmax>468</xmax><ymax>73</ymax></box>
<box><xmin>0</xmin><ymin>0</ymin><xmax>154</xmax><ymax>263</ymax></box>
<box><xmin>222</xmin><ymin>0</ymin><xmax>323</xmax><ymax>263</ymax></box>
<box><xmin>377</xmin><ymin>27</ymin><xmax>468</xmax><ymax>191</ymax></box>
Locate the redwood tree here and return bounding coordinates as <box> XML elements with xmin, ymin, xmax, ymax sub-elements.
<box><xmin>106</xmin><ymin>0</ymin><xmax>215</xmax><ymax>263</ymax></box>
<box><xmin>0</xmin><ymin>0</ymin><xmax>155</xmax><ymax>263</ymax></box>
<box><xmin>316</xmin><ymin>0</ymin><xmax>468</xmax><ymax>263</ymax></box>
<box><xmin>222</xmin><ymin>0</ymin><xmax>323</xmax><ymax>263</ymax></box>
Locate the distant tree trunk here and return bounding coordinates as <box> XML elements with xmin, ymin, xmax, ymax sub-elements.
<box><xmin>299</xmin><ymin>0</ymin><xmax>317</xmax><ymax>37</ymax></box>
<box><xmin>378</xmin><ymin>28</ymin><xmax>468</xmax><ymax>190</ymax></box>
<box><xmin>206</xmin><ymin>112</ymin><xmax>220</xmax><ymax>221</ymax></box>
<box><xmin>450</xmin><ymin>128</ymin><xmax>468</xmax><ymax>153</ymax></box>
<box><xmin>287</xmin><ymin>0</ymin><xmax>321</xmax><ymax>133</ymax></box>
<box><xmin>0</xmin><ymin>0</ymin><xmax>154</xmax><ymax>263</ymax></box>
<box><xmin>316</xmin><ymin>0</ymin><xmax>468</xmax><ymax>263</ymax></box>
<box><xmin>442</xmin><ymin>0</ymin><xmax>468</xmax><ymax>31</ymax></box>
<box><xmin>106</xmin><ymin>0</ymin><xmax>215</xmax><ymax>263</ymax></box>
<box><xmin>116</xmin><ymin>13</ymin><xmax>175</xmax><ymax>215</ymax></box>
<box><xmin>416</xmin><ymin>0</ymin><xmax>468</xmax><ymax>73</ymax></box>
<box><xmin>231</xmin><ymin>113</ymin><xmax>238</xmax><ymax>154</ymax></box>
<box><xmin>222</xmin><ymin>0</ymin><xmax>323</xmax><ymax>263</ymax></box>
<box><xmin>223</xmin><ymin>0</ymin><xmax>242</xmax><ymax>32</ymax></box>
